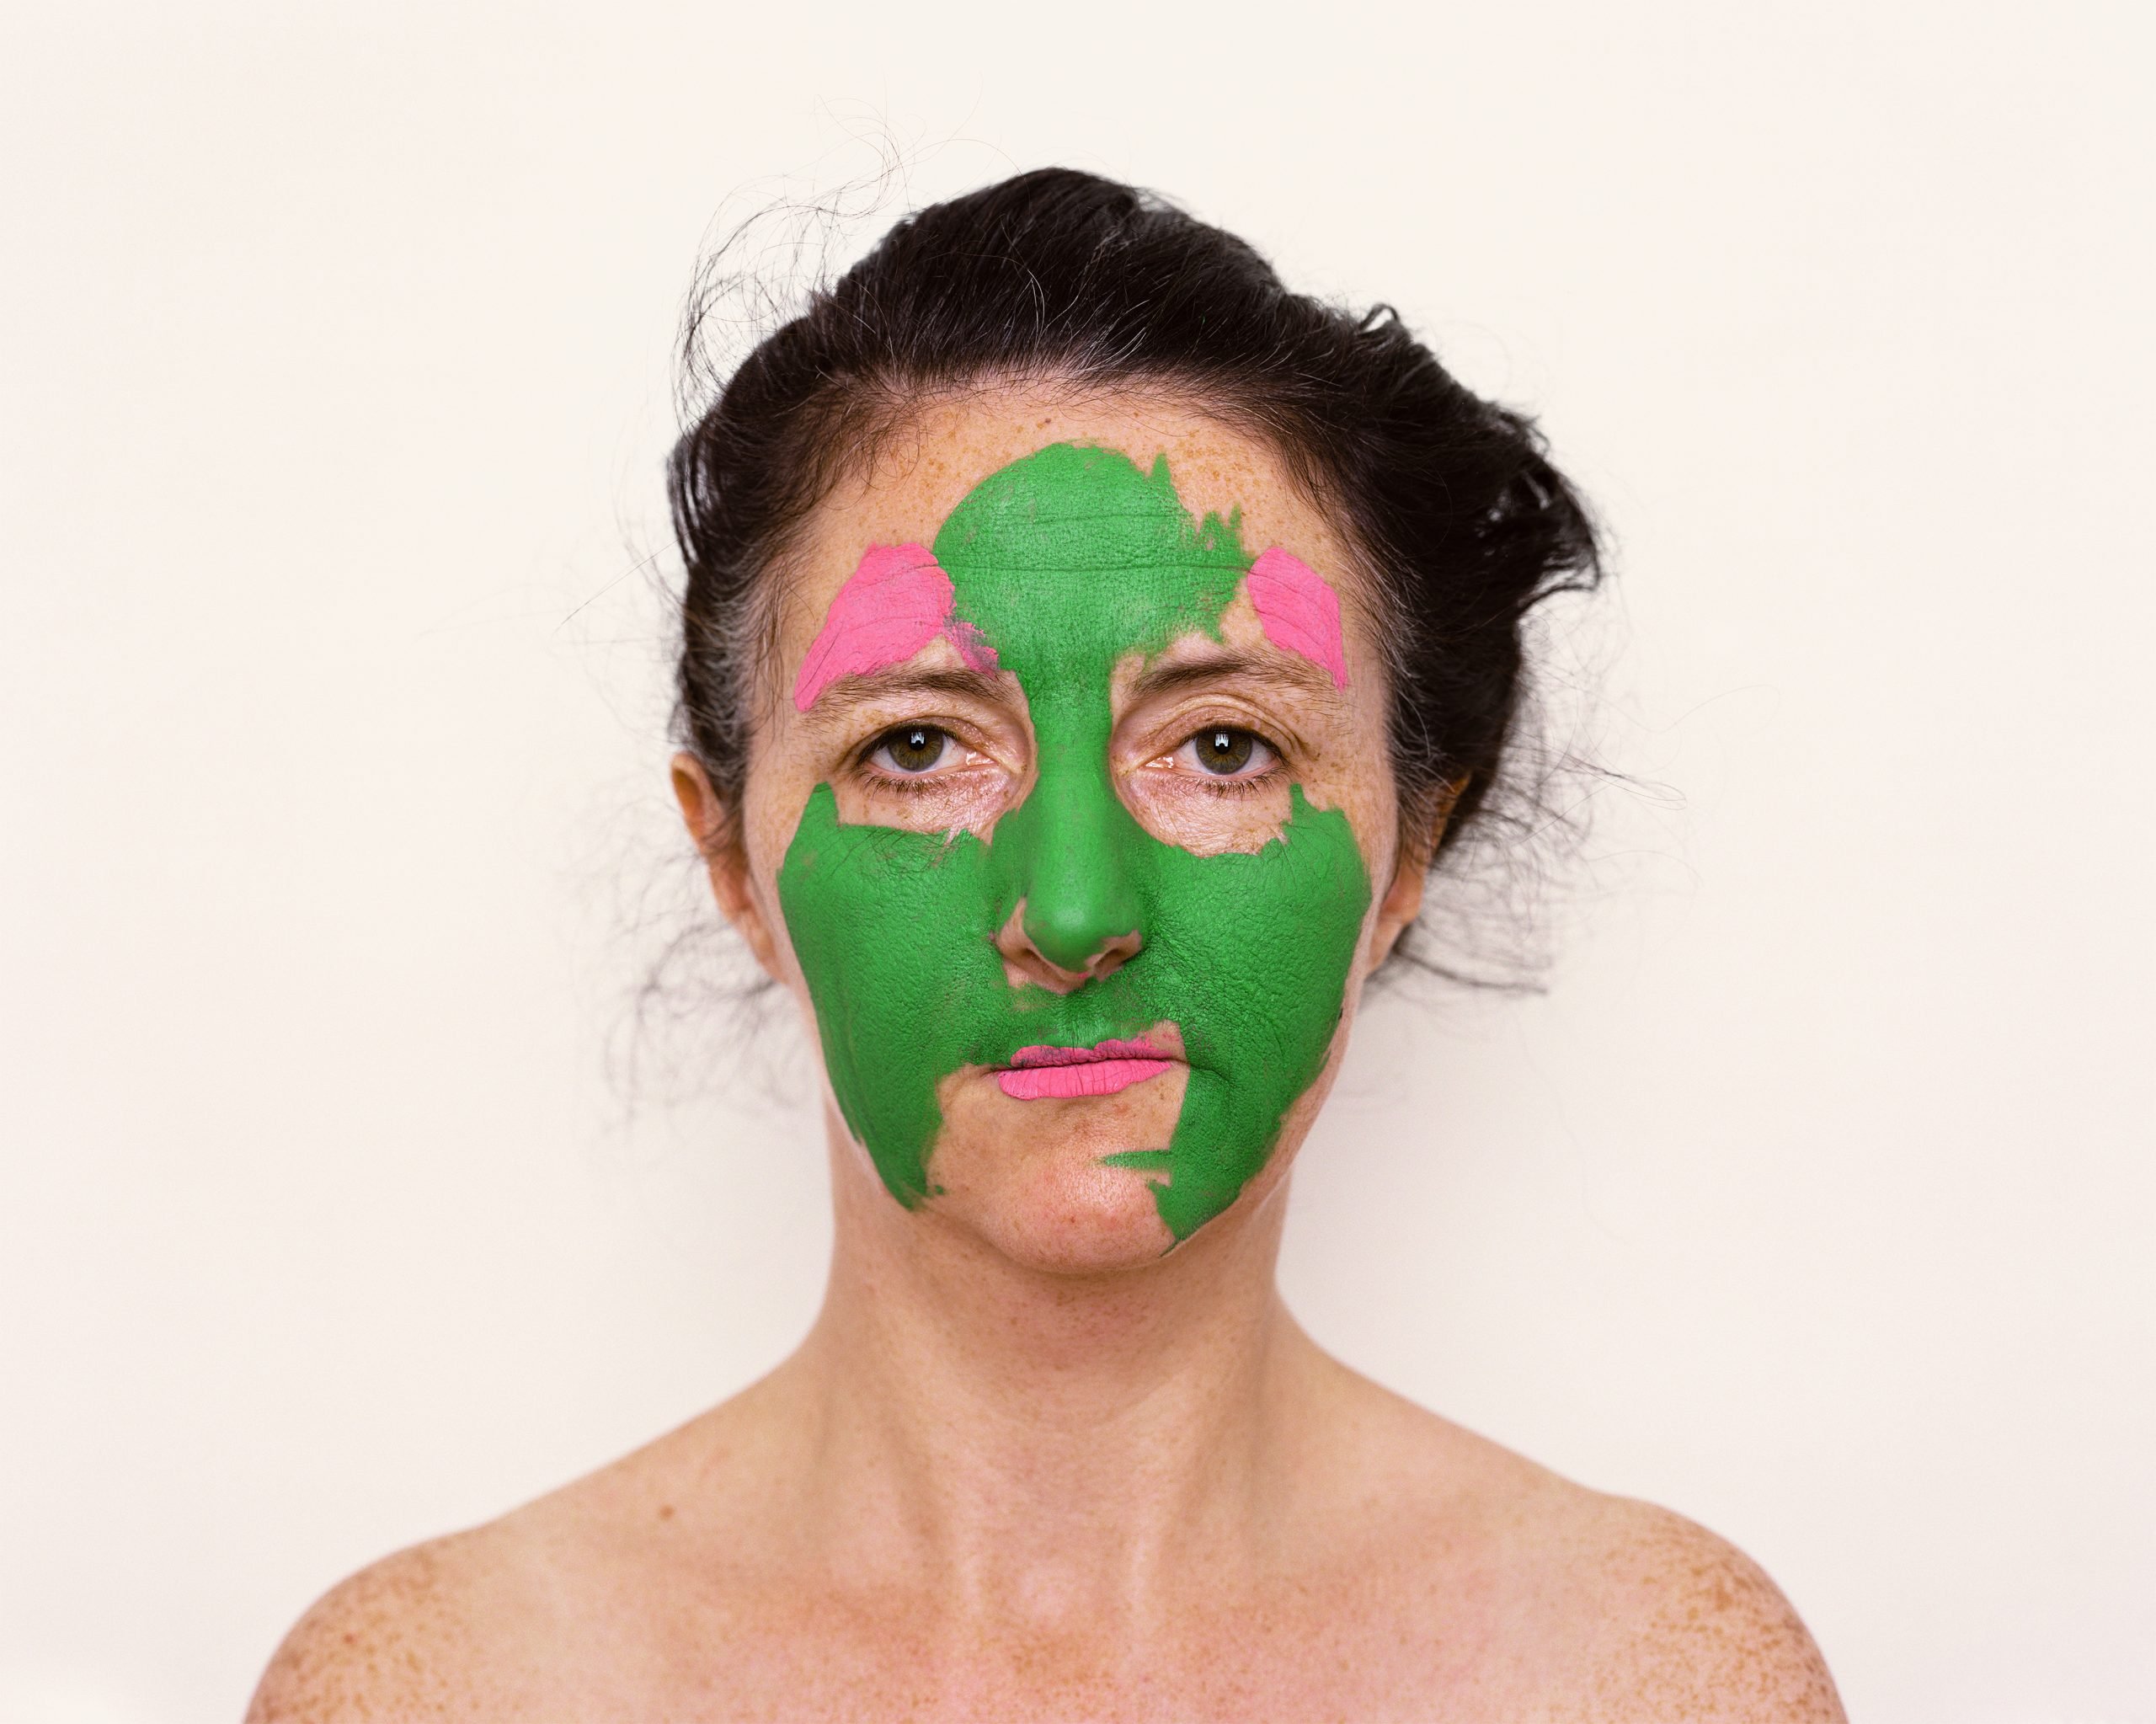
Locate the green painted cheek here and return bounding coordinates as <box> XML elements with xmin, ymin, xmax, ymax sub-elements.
<box><xmin>1092</xmin><ymin>787</ymin><xmax>1369</xmax><ymax>1239</ymax></box>
<box><xmin>775</xmin><ymin>444</ymin><xmax>1373</xmax><ymax>1241</ymax></box>
<box><xmin>776</xmin><ymin>787</ymin><xmax>1007</xmax><ymax>1207</ymax></box>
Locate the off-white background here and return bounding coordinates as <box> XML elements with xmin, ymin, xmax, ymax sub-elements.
<box><xmin>3</xmin><ymin>3</ymin><xmax>2150</xmax><ymax>1721</ymax></box>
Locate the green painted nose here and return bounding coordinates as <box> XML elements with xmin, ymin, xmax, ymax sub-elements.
<box><xmin>1004</xmin><ymin>735</ymin><xmax>1144</xmax><ymax>978</ymax></box>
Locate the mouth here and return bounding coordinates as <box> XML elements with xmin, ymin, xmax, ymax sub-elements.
<box><xmin>995</xmin><ymin>1038</ymin><xmax>1177</xmax><ymax>1101</ymax></box>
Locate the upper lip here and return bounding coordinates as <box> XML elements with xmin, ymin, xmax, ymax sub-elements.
<box><xmin>1002</xmin><ymin>1038</ymin><xmax>1170</xmax><ymax>1068</ymax></box>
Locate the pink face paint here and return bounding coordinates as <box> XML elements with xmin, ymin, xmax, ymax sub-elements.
<box><xmin>1245</xmin><ymin>547</ymin><xmax>1348</xmax><ymax>689</ymax></box>
<box><xmin>996</xmin><ymin>1038</ymin><xmax>1175</xmax><ymax>1101</ymax></box>
<box><xmin>792</xmin><ymin>542</ymin><xmax>999</xmax><ymax>712</ymax></box>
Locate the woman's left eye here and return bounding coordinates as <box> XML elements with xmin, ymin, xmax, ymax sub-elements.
<box><xmin>1172</xmin><ymin>727</ymin><xmax>1278</xmax><ymax>778</ymax></box>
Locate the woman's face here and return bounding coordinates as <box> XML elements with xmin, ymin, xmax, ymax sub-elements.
<box><xmin>680</xmin><ymin>388</ymin><xmax>1429</xmax><ymax>1271</ymax></box>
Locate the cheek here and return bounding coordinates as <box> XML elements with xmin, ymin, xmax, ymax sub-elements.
<box><xmin>1121</xmin><ymin>790</ymin><xmax>1374</xmax><ymax>1241</ymax></box>
<box><xmin>1144</xmin><ymin>791</ymin><xmax>1370</xmax><ymax>1051</ymax></box>
<box><xmin>776</xmin><ymin>787</ymin><xmax>1011</xmax><ymax>1205</ymax></box>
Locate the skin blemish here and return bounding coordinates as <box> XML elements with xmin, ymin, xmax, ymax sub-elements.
<box><xmin>792</xmin><ymin>542</ymin><xmax>998</xmax><ymax>712</ymax></box>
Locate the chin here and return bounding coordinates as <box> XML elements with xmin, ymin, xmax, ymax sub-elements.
<box><xmin>931</xmin><ymin>1156</ymin><xmax>1179</xmax><ymax>1273</ymax></box>
<box><xmin>921</xmin><ymin>1065</ymin><xmax>1190</xmax><ymax>1273</ymax></box>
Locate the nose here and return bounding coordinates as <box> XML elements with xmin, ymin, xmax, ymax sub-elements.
<box><xmin>991</xmin><ymin>734</ymin><xmax>1144</xmax><ymax>990</ymax></box>
<box><xmin>995</xmin><ymin>903</ymin><xmax>1140</xmax><ymax>992</ymax></box>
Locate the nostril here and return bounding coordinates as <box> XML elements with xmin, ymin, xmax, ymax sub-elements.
<box><xmin>1081</xmin><ymin>931</ymin><xmax>1142</xmax><ymax>979</ymax></box>
<box><xmin>995</xmin><ymin>901</ymin><xmax>1140</xmax><ymax>994</ymax></box>
<box><xmin>1026</xmin><ymin>906</ymin><xmax>1140</xmax><ymax>979</ymax></box>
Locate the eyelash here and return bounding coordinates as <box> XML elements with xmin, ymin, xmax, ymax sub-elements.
<box><xmin>1190</xmin><ymin>771</ymin><xmax>1274</xmax><ymax>799</ymax></box>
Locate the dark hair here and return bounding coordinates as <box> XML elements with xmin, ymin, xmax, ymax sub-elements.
<box><xmin>667</xmin><ymin>167</ymin><xmax>1603</xmax><ymax>972</ymax></box>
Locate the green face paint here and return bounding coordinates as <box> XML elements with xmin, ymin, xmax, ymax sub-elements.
<box><xmin>776</xmin><ymin>444</ymin><xmax>1372</xmax><ymax>1241</ymax></box>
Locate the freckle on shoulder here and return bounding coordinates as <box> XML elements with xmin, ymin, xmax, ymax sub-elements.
<box><xmin>1335</xmin><ymin>1386</ymin><xmax>1846</xmax><ymax>1721</ymax></box>
<box><xmin>1555</xmin><ymin>1493</ymin><xmax>1848</xmax><ymax>1721</ymax></box>
<box><xmin>243</xmin><ymin>1524</ymin><xmax>548</xmax><ymax>1723</ymax></box>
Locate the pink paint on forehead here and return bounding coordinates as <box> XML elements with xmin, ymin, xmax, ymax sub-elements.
<box><xmin>792</xmin><ymin>542</ymin><xmax>998</xmax><ymax>712</ymax></box>
<box><xmin>1245</xmin><ymin>546</ymin><xmax>1348</xmax><ymax>689</ymax></box>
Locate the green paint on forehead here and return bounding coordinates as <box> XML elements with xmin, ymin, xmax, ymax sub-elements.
<box><xmin>777</xmin><ymin>443</ymin><xmax>1370</xmax><ymax>1242</ymax></box>
<box><xmin>933</xmin><ymin>440</ymin><xmax>1249</xmax><ymax>662</ymax></box>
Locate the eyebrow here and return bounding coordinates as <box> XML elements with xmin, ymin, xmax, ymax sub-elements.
<box><xmin>798</xmin><ymin>665</ymin><xmax>1010</xmax><ymax>721</ymax></box>
<box><xmin>797</xmin><ymin>645</ymin><xmax>1339</xmax><ymax>723</ymax></box>
<box><xmin>1126</xmin><ymin>646</ymin><xmax>1339</xmax><ymax>702</ymax></box>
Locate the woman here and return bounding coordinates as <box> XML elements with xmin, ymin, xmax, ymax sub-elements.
<box><xmin>250</xmin><ymin>168</ymin><xmax>1844</xmax><ymax>1721</ymax></box>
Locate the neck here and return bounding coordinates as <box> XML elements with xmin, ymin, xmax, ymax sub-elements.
<box><xmin>781</xmin><ymin>1108</ymin><xmax>1326</xmax><ymax>1628</ymax></box>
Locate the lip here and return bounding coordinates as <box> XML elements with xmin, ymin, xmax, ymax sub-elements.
<box><xmin>995</xmin><ymin>1038</ymin><xmax>1176</xmax><ymax>1101</ymax></box>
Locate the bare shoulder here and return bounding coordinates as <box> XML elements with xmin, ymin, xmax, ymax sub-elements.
<box><xmin>1540</xmin><ymin>1490</ymin><xmax>1846</xmax><ymax>1721</ymax></box>
<box><xmin>243</xmin><ymin>1525</ymin><xmax>551</xmax><ymax>1721</ymax></box>
<box><xmin>244</xmin><ymin>1382</ymin><xmax>797</xmax><ymax>1721</ymax></box>
<box><xmin>1313</xmin><ymin>1374</ymin><xmax>1844</xmax><ymax>1721</ymax></box>
<box><xmin>243</xmin><ymin>1438</ymin><xmax>706</xmax><ymax>1720</ymax></box>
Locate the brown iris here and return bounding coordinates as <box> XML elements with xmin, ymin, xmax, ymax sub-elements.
<box><xmin>879</xmin><ymin>725</ymin><xmax>947</xmax><ymax>773</ymax></box>
<box><xmin>1195</xmin><ymin>728</ymin><xmax>1255</xmax><ymax>774</ymax></box>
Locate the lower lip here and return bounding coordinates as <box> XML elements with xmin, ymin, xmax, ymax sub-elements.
<box><xmin>996</xmin><ymin>1057</ymin><xmax>1176</xmax><ymax>1101</ymax></box>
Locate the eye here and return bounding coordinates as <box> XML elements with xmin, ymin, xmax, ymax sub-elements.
<box><xmin>1176</xmin><ymin>726</ymin><xmax>1278</xmax><ymax>778</ymax></box>
<box><xmin>867</xmin><ymin>723</ymin><xmax>950</xmax><ymax>775</ymax></box>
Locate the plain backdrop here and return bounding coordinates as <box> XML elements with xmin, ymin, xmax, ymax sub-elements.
<box><xmin>3</xmin><ymin>3</ymin><xmax>2151</xmax><ymax>1721</ymax></box>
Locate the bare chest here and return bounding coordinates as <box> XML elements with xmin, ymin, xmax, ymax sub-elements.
<box><xmin>515</xmin><ymin>1559</ymin><xmax>1555</xmax><ymax>1724</ymax></box>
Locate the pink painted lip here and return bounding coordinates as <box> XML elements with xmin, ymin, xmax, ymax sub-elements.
<box><xmin>996</xmin><ymin>1039</ymin><xmax>1175</xmax><ymax>1101</ymax></box>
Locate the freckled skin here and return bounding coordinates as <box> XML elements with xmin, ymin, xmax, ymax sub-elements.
<box><xmin>246</xmin><ymin>390</ymin><xmax>1846</xmax><ymax>1724</ymax></box>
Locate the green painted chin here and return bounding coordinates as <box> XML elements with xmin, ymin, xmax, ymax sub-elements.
<box><xmin>776</xmin><ymin>443</ymin><xmax>1371</xmax><ymax>1242</ymax></box>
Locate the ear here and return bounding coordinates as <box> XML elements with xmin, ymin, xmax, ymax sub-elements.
<box><xmin>1365</xmin><ymin>777</ymin><xmax>1466</xmax><ymax>973</ymax></box>
<box><xmin>670</xmin><ymin>751</ymin><xmax>783</xmax><ymax>981</ymax></box>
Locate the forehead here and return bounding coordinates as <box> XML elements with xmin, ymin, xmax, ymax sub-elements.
<box><xmin>775</xmin><ymin>387</ymin><xmax>1365</xmax><ymax>653</ymax></box>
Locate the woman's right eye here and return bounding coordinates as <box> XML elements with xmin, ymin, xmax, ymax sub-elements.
<box><xmin>867</xmin><ymin>724</ymin><xmax>950</xmax><ymax>775</ymax></box>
